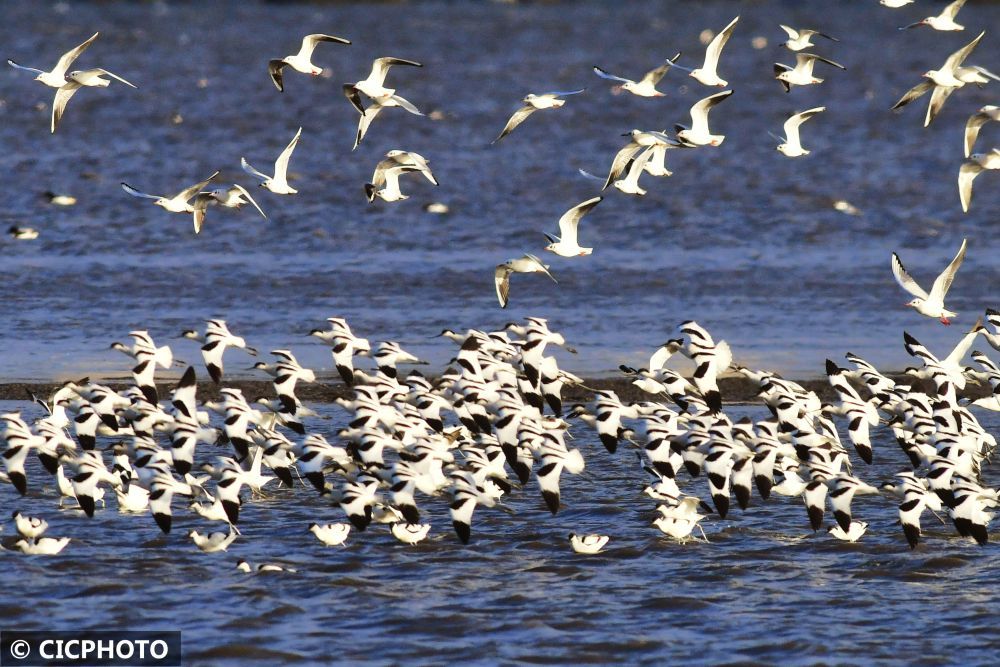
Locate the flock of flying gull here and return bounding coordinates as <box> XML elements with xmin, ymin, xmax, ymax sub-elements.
<box><xmin>5</xmin><ymin>2</ymin><xmax>998</xmax><ymax>308</ymax></box>
<box><xmin>2</xmin><ymin>3</ymin><xmax>1000</xmax><ymax>561</ymax></box>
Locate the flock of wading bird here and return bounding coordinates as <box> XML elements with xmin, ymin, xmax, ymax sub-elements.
<box><xmin>4</xmin><ymin>2</ymin><xmax>998</xmax><ymax>308</ymax></box>
<box><xmin>1</xmin><ymin>2</ymin><xmax>1000</xmax><ymax>561</ymax></box>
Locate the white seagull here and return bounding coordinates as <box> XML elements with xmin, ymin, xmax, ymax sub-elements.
<box><xmin>7</xmin><ymin>32</ymin><xmax>99</xmax><ymax>88</ymax></box>
<box><xmin>774</xmin><ymin>106</ymin><xmax>825</xmax><ymax>157</ymax></box>
<box><xmin>891</xmin><ymin>31</ymin><xmax>983</xmax><ymax>127</ymax></box>
<box><xmin>965</xmin><ymin>106</ymin><xmax>999</xmax><ymax>158</ymax></box>
<box><xmin>676</xmin><ymin>90</ymin><xmax>733</xmax><ymax>146</ymax></box>
<box><xmin>242</xmin><ymin>127</ymin><xmax>302</xmax><ymax>194</ymax></box>
<box><xmin>542</xmin><ymin>197</ymin><xmax>603</xmax><ymax>257</ymax></box>
<box><xmin>959</xmin><ymin>149</ymin><xmax>1000</xmax><ymax>213</ymax></box>
<box><xmin>343</xmin><ymin>57</ymin><xmax>423</xmax><ymax>114</ymax></box>
<box><xmin>689</xmin><ymin>16</ymin><xmax>740</xmax><ymax>87</ymax></box>
<box><xmin>191</xmin><ymin>184</ymin><xmax>267</xmax><ymax>233</ymax></box>
<box><xmin>779</xmin><ymin>26</ymin><xmax>839</xmax><ymax>52</ymax></box>
<box><xmin>269</xmin><ymin>33</ymin><xmax>351</xmax><ymax>92</ymax></box>
<box><xmin>900</xmin><ymin>0</ymin><xmax>966</xmax><ymax>31</ymax></box>
<box><xmin>774</xmin><ymin>53</ymin><xmax>845</xmax><ymax>92</ymax></box>
<box><xmin>51</xmin><ymin>68</ymin><xmax>135</xmax><ymax>133</ymax></box>
<box><xmin>121</xmin><ymin>171</ymin><xmax>220</xmax><ymax>231</ymax></box>
<box><xmin>592</xmin><ymin>53</ymin><xmax>681</xmax><ymax>97</ymax></box>
<box><xmin>891</xmin><ymin>238</ymin><xmax>968</xmax><ymax>324</ymax></box>
<box><xmin>493</xmin><ymin>89</ymin><xmax>586</xmax><ymax>142</ymax></box>
<box><xmin>494</xmin><ymin>254</ymin><xmax>557</xmax><ymax>309</ymax></box>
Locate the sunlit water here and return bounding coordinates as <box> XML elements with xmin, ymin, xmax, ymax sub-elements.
<box><xmin>2</xmin><ymin>0</ymin><xmax>1000</xmax><ymax>664</ymax></box>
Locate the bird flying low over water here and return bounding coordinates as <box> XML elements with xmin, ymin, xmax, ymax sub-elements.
<box><xmin>891</xmin><ymin>31</ymin><xmax>984</xmax><ymax>127</ymax></box>
<box><xmin>191</xmin><ymin>184</ymin><xmax>267</xmax><ymax>234</ymax></box>
<box><xmin>774</xmin><ymin>106</ymin><xmax>825</xmax><ymax>157</ymax></box>
<box><xmin>268</xmin><ymin>33</ymin><xmax>351</xmax><ymax>92</ymax></box>
<box><xmin>676</xmin><ymin>90</ymin><xmax>733</xmax><ymax>146</ymax></box>
<box><xmin>592</xmin><ymin>53</ymin><xmax>680</xmax><ymax>97</ymax></box>
<box><xmin>7</xmin><ymin>32</ymin><xmax>99</xmax><ymax>88</ymax></box>
<box><xmin>343</xmin><ymin>57</ymin><xmax>423</xmax><ymax>115</ymax></box>
<box><xmin>543</xmin><ymin>197</ymin><xmax>603</xmax><ymax>257</ymax></box>
<box><xmin>779</xmin><ymin>25</ymin><xmax>838</xmax><ymax>52</ymax></box>
<box><xmin>899</xmin><ymin>0</ymin><xmax>967</xmax><ymax>31</ymax></box>
<box><xmin>773</xmin><ymin>53</ymin><xmax>845</xmax><ymax>92</ymax></box>
<box><xmin>959</xmin><ymin>149</ymin><xmax>999</xmax><ymax>213</ymax></box>
<box><xmin>242</xmin><ymin>127</ymin><xmax>302</xmax><ymax>194</ymax></box>
<box><xmin>891</xmin><ymin>238</ymin><xmax>967</xmax><ymax>324</ymax></box>
<box><xmin>493</xmin><ymin>89</ymin><xmax>586</xmax><ymax>143</ymax></box>
<box><xmin>121</xmin><ymin>171</ymin><xmax>220</xmax><ymax>232</ymax></box>
<box><xmin>365</xmin><ymin>150</ymin><xmax>437</xmax><ymax>203</ymax></box>
<box><xmin>682</xmin><ymin>16</ymin><xmax>739</xmax><ymax>87</ymax></box>
<box><xmin>494</xmin><ymin>254</ymin><xmax>557</xmax><ymax>309</ymax></box>
<box><xmin>51</xmin><ymin>68</ymin><xmax>135</xmax><ymax>134</ymax></box>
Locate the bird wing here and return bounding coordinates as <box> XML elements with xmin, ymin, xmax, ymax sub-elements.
<box><xmin>701</xmin><ymin>15</ymin><xmax>739</xmax><ymax>74</ymax></box>
<box><xmin>121</xmin><ymin>182</ymin><xmax>161</xmax><ymax>200</ymax></box>
<box><xmin>492</xmin><ymin>105</ymin><xmax>536</xmax><ymax>143</ymax></box>
<box><xmin>274</xmin><ymin>127</ymin><xmax>302</xmax><ymax>180</ymax></box>
<box><xmin>6</xmin><ymin>59</ymin><xmax>44</xmax><ymax>76</ymax></box>
<box><xmin>639</xmin><ymin>53</ymin><xmax>682</xmax><ymax>86</ymax></box>
<box><xmin>782</xmin><ymin>106</ymin><xmax>824</xmax><ymax>148</ymax></box>
<box><xmin>891</xmin><ymin>80</ymin><xmax>932</xmax><ymax>111</ymax></box>
<box><xmin>964</xmin><ymin>111</ymin><xmax>990</xmax><ymax>158</ymax></box>
<box><xmin>592</xmin><ymin>66</ymin><xmax>632</xmax><ymax>84</ymax></box>
<box><xmin>689</xmin><ymin>90</ymin><xmax>733</xmax><ymax>134</ymax></box>
<box><xmin>929</xmin><ymin>238</ymin><xmax>967</xmax><ymax>301</ymax></box>
<box><xmin>51</xmin><ymin>82</ymin><xmax>82</xmax><ymax>134</ymax></box>
<box><xmin>557</xmin><ymin>197</ymin><xmax>602</xmax><ymax>244</ymax></box>
<box><xmin>943</xmin><ymin>30</ymin><xmax>983</xmax><ymax>72</ymax></box>
<box><xmin>268</xmin><ymin>60</ymin><xmax>286</xmax><ymax>92</ymax></box>
<box><xmin>925</xmin><ymin>84</ymin><xmax>955</xmax><ymax>127</ymax></box>
<box><xmin>494</xmin><ymin>264</ymin><xmax>512</xmax><ymax>308</ymax></box>
<box><xmin>94</xmin><ymin>68</ymin><xmax>136</xmax><ymax>88</ymax></box>
<box><xmin>943</xmin><ymin>0</ymin><xmax>967</xmax><ymax>21</ymax></box>
<box><xmin>603</xmin><ymin>140</ymin><xmax>641</xmax><ymax>189</ymax></box>
<box><xmin>778</xmin><ymin>25</ymin><xmax>798</xmax><ymax>40</ymax></box>
<box><xmin>800</xmin><ymin>52</ymin><xmax>845</xmax><ymax>71</ymax></box>
<box><xmin>890</xmin><ymin>253</ymin><xmax>929</xmax><ymax>300</ymax></box>
<box><xmin>178</xmin><ymin>171</ymin><xmax>220</xmax><ymax>202</ymax></box>
<box><xmin>388</xmin><ymin>93</ymin><xmax>422</xmax><ymax>115</ymax></box>
<box><xmin>542</xmin><ymin>88</ymin><xmax>586</xmax><ymax>97</ymax></box>
<box><xmin>368</xmin><ymin>57</ymin><xmax>421</xmax><ymax>86</ymax></box>
<box><xmin>52</xmin><ymin>32</ymin><xmax>99</xmax><ymax>78</ymax></box>
<box><xmin>297</xmin><ymin>33</ymin><xmax>351</xmax><ymax>59</ymax></box>
<box><xmin>232</xmin><ymin>184</ymin><xmax>267</xmax><ymax>218</ymax></box>
<box><xmin>343</xmin><ymin>84</ymin><xmax>366</xmax><ymax>114</ymax></box>
<box><xmin>354</xmin><ymin>105</ymin><xmax>383</xmax><ymax>151</ymax></box>
<box><xmin>958</xmin><ymin>160</ymin><xmax>983</xmax><ymax>212</ymax></box>
<box><xmin>193</xmin><ymin>205</ymin><xmax>207</xmax><ymax>234</ymax></box>
<box><xmin>241</xmin><ymin>157</ymin><xmax>270</xmax><ymax>182</ymax></box>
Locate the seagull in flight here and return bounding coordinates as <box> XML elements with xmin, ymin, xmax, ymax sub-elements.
<box><xmin>269</xmin><ymin>33</ymin><xmax>351</xmax><ymax>92</ymax></box>
<box><xmin>543</xmin><ymin>197</ymin><xmax>603</xmax><ymax>257</ymax></box>
<box><xmin>7</xmin><ymin>32</ymin><xmax>99</xmax><ymax>88</ymax></box>
<box><xmin>242</xmin><ymin>127</ymin><xmax>302</xmax><ymax>194</ymax></box>
<box><xmin>121</xmin><ymin>171</ymin><xmax>220</xmax><ymax>231</ymax></box>
<box><xmin>774</xmin><ymin>107</ymin><xmax>825</xmax><ymax>157</ymax></box>
<box><xmin>592</xmin><ymin>53</ymin><xmax>681</xmax><ymax>97</ymax></box>
<box><xmin>365</xmin><ymin>150</ymin><xmax>438</xmax><ymax>202</ymax></box>
<box><xmin>191</xmin><ymin>184</ymin><xmax>266</xmax><ymax>233</ymax></box>
<box><xmin>891</xmin><ymin>31</ymin><xmax>984</xmax><ymax>127</ymax></box>
<box><xmin>493</xmin><ymin>89</ymin><xmax>585</xmax><ymax>143</ymax></box>
<box><xmin>899</xmin><ymin>0</ymin><xmax>966</xmax><ymax>31</ymax></box>
<box><xmin>686</xmin><ymin>16</ymin><xmax>740</xmax><ymax>87</ymax></box>
<box><xmin>675</xmin><ymin>90</ymin><xmax>733</xmax><ymax>146</ymax></box>
<box><xmin>959</xmin><ymin>149</ymin><xmax>999</xmax><ymax>213</ymax></box>
<box><xmin>779</xmin><ymin>26</ymin><xmax>838</xmax><ymax>52</ymax></box>
<box><xmin>494</xmin><ymin>254</ymin><xmax>557</xmax><ymax>309</ymax></box>
<box><xmin>773</xmin><ymin>53</ymin><xmax>845</xmax><ymax>92</ymax></box>
<box><xmin>891</xmin><ymin>238</ymin><xmax>968</xmax><ymax>324</ymax></box>
<box><xmin>51</xmin><ymin>68</ymin><xmax>135</xmax><ymax>133</ymax></box>
<box><xmin>343</xmin><ymin>57</ymin><xmax>423</xmax><ymax>115</ymax></box>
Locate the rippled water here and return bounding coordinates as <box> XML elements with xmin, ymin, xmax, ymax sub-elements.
<box><xmin>3</xmin><ymin>397</ymin><xmax>1000</xmax><ymax>666</ymax></box>
<box><xmin>0</xmin><ymin>0</ymin><xmax>998</xmax><ymax>383</ymax></box>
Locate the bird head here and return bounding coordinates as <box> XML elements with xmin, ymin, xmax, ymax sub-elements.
<box><xmin>905</xmin><ymin>298</ymin><xmax>923</xmax><ymax>308</ymax></box>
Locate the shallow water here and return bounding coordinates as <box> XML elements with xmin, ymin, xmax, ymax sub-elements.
<box><xmin>2</xmin><ymin>398</ymin><xmax>1000</xmax><ymax>666</ymax></box>
<box><xmin>0</xmin><ymin>0</ymin><xmax>998</xmax><ymax>383</ymax></box>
